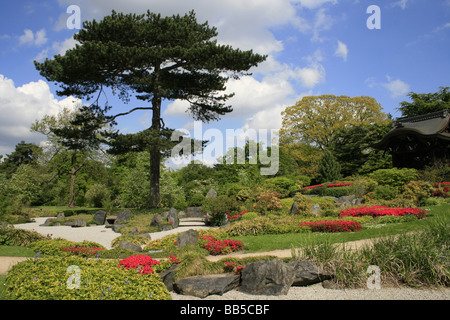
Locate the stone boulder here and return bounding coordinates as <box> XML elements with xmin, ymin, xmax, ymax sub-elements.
<box><xmin>150</xmin><ymin>215</ymin><xmax>162</xmax><ymax>229</ymax></box>
<box><xmin>287</xmin><ymin>260</ymin><xmax>333</xmax><ymax>286</ymax></box>
<box><xmin>115</xmin><ymin>210</ymin><xmax>131</xmax><ymax>224</ymax></box>
<box><xmin>159</xmin><ymin>263</ymin><xmax>179</xmax><ymax>291</ymax></box>
<box><xmin>93</xmin><ymin>210</ymin><xmax>107</xmax><ymax>225</ymax></box>
<box><xmin>205</xmin><ymin>188</ymin><xmax>217</xmax><ymax>198</ymax></box>
<box><xmin>176</xmin><ymin>229</ymin><xmax>199</xmax><ymax>248</ymax></box>
<box><xmin>56</xmin><ymin>212</ymin><xmax>65</xmax><ymax>219</ymax></box>
<box><xmin>290</xmin><ymin>201</ymin><xmax>299</xmax><ymax>215</ymax></box>
<box><xmin>239</xmin><ymin>259</ymin><xmax>295</xmax><ymax>295</ymax></box>
<box><xmin>117</xmin><ymin>241</ymin><xmax>142</xmax><ymax>252</ymax></box>
<box><xmin>310</xmin><ymin>203</ymin><xmax>321</xmax><ymax>216</ymax></box>
<box><xmin>167</xmin><ymin>208</ymin><xmax>179</xmax><ymax>228</ymax></box>
<box><xmin>40</xmin><ymin>218</ymin><xmax>55</xmax><ymax>226</ymax></box>
<box><xmin>173</xmin><ymin>274</ymin><xmax>240</xmax><ymax>298</ymax></box>
<box><xmin>186</xmin><ymin>207</ymin><xmax>204</xmax><ymax>218</ymax></box>
<box><xmin>70</xmin><ymin>217</ymin><xmax>87</xmax><ymax>228</ymax></box>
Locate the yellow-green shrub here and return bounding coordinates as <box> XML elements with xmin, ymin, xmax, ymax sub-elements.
<box><xmin>28</xmin><ymin>239</ymin><xmax>106</xmax><ymax>257</ymax></box>
<box><xmin>4</xmin><ymin>256</ymin><xmax>171</xmax><ymax>300</ymax></box>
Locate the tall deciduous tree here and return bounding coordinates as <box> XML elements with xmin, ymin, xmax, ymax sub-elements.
<box><xmin>35</xmin><ymin>10</ymin><xmax>266</xmax><ymax>207</ymax></box>
<box><xmin>280</xmin><ymin>95</ymin><xmax>389</xmax><ymax>151</ymax></box>
<box><xmin>398</xmin><ymin>86</ymin><xmax>450</xmax><ymax>118</ymax></box>
<box><xmin>31</xmin><ymin>106</ymin><xmax>109</xmax><ymax>207</ymax></box>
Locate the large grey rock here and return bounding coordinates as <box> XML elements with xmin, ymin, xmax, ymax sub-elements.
<box><xmin>287</xmin><ymin>260</ymin><xmax>333</xmax><ymax>286</ymax></box>
<box><xmin>290</xmin><ymin>201</ymin><xmax>300</xmax><ymax>215</ymax></box>
<box><xmin>176</xmin><ymin>229</ymin><xmax>199</xmax><ymax>248</ymax></box>
<box><xmin>56</xmin><ymin>212</ymin><xmax>65</xmax><ymax>219</ymax></box>
<box><xmin>159</xmin><ymin>263</ymin><xmax>179</xmax><ymax>291</ymax></box>
<box><xmin>93</xmin><ymin>210</ymin><xmax>107</xmax><ymax>225</ymax></box>
<box><xmin>311</xmin><ymin>203</ymin><xmax>321</xmax><ymax>216</ymax></box>
<box><xmin>167</xmin><ymin>208</ymin><xmax>179</xmax><ymax>228</ymax></box>
<box><xmin>115</xmin><ymin>210</ymin><xmax>131</xmax><ymax>224</ymax></box>
<box><xmin>70</xmin><ymin>217</ymin><xmax>87</xmax><ymax>228</ymax></box>
<box><xmin>336</xmin><ymin>196</ymin><xmax>364</xmax><ymax>207</ymax></box>
<box><xmin>40</xmin><ymin>218</ymin><xmax>55</xmax><ymax>226</ymax></box>
<box><xmin>150</xmin><ymin>215</ymin><xmax>162</xmax><ymax>229</ymax></box>
<box><xmin>117</xmin><ymin>241</ymin><xmax>142</xmax><ymax>252</ymax></box>
<box><xmin>186</xmin><ymin>207</ymin><xmax>204</xmax><ymax>218</ymax></box>
<box><xmin>174</xmin><ymin>274</ymin><xmax>240</xmax><ymax>298</ymax></box>
<box><xmin>239</xmin><ymin>259</ymin><xmax>295</xmax><ymax>295</ymax></box>
<box><xmin>205</xmin><ymin>188</ymin><xmax>217</xmax><ymax>198</ymax></box>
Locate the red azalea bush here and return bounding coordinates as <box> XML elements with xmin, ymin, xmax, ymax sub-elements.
<box><xmin>299</xmin><ymin>220</ymin><xmax>363</xmax><ymax>232</ymax></box>
<box><xmin>303</xmin><ymin>182</ymin><xmax>352</xmax><ymax>190</ymax></box>
<box><xmin>433</xmin><ymin>182</ymin><xmax>450</xmax><ymax>197</ymax></box>
<box><xmin>339</xmin><ymin>206</ymin><xmax>426</xmax><ymax>219</ymax></box>
<box><xmin>227</xmin><ymin>210</ymin><xmax>248</xmax><ymax>221</ymax></box>
<box><xmin>60</xmin><ymin>246</ymin><xmax>103</xmax><ymax>256</ymax></box>
<box><xmin>199</xmin><ymin>235</ymin><xmax>244</xmax><ymax>255</ymax></box>
<box><xmin>118</xmin><ymin>255</ymin><xmax>160</xmax><ymax>274</ymax></box>
<box><xmin>224</xmin><ymin>261</ymin><xmax>244</xmax><ymax>274</ymax></box>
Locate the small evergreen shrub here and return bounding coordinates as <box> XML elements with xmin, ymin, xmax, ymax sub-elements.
<box><xmin>4</xmin><ymin>256</ymin><xmax>171</xmax><ymax>300</ymax></box>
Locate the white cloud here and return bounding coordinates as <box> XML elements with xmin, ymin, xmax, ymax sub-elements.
<box><xmin>52</xmin><ymin>37</ymin><xmax>79</xmax><ymax>55</ymax></box>
<box><xmin>383</xmin><ymin>76</ymin><xmax>410</xmax><ymax>98</ymax></box>
<box><xmin>391</xmin><ymin>0</ymin><xmax>409</xmax><ymax>10</ymax></box>
<box><xmin>0</xmin><ymin>74</ymin><xmax>80</xmax><ymax>155</ymax></box>
<box><xmin>366</xmin><ymin>76</ymin><xmax>410</xmax><ymax>99</ymax></box>
<box><xmin>334</xmin><ymin>40</ymin><xmax>348</xmax><ymax>61</ymax></box>
<box><xmin>19</xmin><ymin>28</ymin><xmax>47</xmax><ymax>46</ymax></box>
<box><xmin>298</xmin><ymin>0</ymin><xmax>338</xmax><ymax>9</ymax></box>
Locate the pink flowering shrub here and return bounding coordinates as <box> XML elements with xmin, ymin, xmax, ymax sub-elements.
<box><xmin>299</xmin><ymin>220</ymin><xmax>363</xmax><ymax>232</ymax></box>
<box><xmin>199</xmin><ymin>235</ymin><xmax>244</xmax><ymax>255</ymax></box>
<box><xmin>339</xmin><ymin>206</ymin><xmax>426</xmax><ymax>219</ymax></box>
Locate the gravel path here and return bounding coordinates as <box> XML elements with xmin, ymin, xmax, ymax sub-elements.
<box><xmin>170</xmin><ymin>283</ymin><xmax>450</xmax><ymax>300</ymax></box>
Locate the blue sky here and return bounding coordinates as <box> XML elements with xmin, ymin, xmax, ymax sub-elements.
<box><xmin>0</xmin><ymin>0</ymin><xmax>449</xmax><ymax>159</ymax></box>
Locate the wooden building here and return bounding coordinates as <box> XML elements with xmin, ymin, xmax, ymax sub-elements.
<box><xmin>373</xmin><ymin>109</ymin><xmax>450</xmax><ymax>169</ymax></box>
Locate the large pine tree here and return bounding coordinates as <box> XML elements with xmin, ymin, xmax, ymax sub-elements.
<box><xmin>35</xmin><ymin>10</ymin><xmax>266</xmax><ymax>207</ymax></box>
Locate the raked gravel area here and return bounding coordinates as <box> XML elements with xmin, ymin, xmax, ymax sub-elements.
<box><xmin>170</xmin><ymin>283</ymin><xmax>450</xmax><ymax>300</ymax></box>
<box><xmin>13</xmin><ymin>217</ymin><xmax>210</xmax><ymax>249</ymax></box>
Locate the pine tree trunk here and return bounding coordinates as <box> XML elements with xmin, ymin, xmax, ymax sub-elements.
<box><xmin>149</xmin><ymin>69</ymin><xmax>162</xmax><ymax>208</ymax></box>
<box><xmin>68</xmin><ymin>151</ymin><xmax>77</xmax><ymax>208</ymax></box>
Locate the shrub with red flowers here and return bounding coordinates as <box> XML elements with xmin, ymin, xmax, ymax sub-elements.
<box><xmin>167</xmin><ymin>255</ymin><xmax>179</xmax><ymax>263</ymax></box>
<box><xmin>118</xmin><ymin>255</ymin><xmax>160</xmax><ymax>274</ymax></box>
<box><xmin>339</xmin><ymin>206</ymin><xmax>426</xmax><ymax>219</ymax></box>
<box><xmin>303</xmin><ymin>182</ymin><xmax>352</xmax><ymax>190</ymax></box>
<box><xmin>60</xmin><ymin>246</ymin><xmax>103</xmax><ymax>257</ymax></box>
<box><xmin>224</xmin><ymin>261</ymin><xmax>244</xmax><ymax>274</ymax></box>
<box><xmin>299</xmin><ymin>220</ymin><xmax>363</xmax><ymax>232</ymax></box>
<box><xmin>199</xmin><ymin>235</ymin><xmax>244</xmax><ymax>255</ymax></box>
<box><xmin>227</xmin><ymin>210</ymin><xmax>248</xmax><ymax>221</ymax></box>
<box><xmin>433</xmin><ymin>182</ymin><xmax>450</xmax><ymax>197</ymax></box>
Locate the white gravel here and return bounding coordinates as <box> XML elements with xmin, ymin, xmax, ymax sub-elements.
<box><xmin>13</xmin><ymin>217</ymin><xmax>209</xmax><ymax>249</ymax></box>
<box><xmin>170</xmin><ymin>283</ymin><xmax>450</xmax><ymax>300</ymax></box>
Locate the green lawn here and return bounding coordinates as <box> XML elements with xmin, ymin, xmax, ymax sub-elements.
<box><xmin>233</xmin><ymin>203</ymin><xmax>450</xmax><ymax>253</ymax></box>
<box><xmin>0</xmin><ymin>245</ymin><xmax>36</xmax><ymax>257</ymax></box>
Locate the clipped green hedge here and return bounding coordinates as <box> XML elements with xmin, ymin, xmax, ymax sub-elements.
<box><xmin>4</xmin><ymin>256</ymin><xmax>171</xmax><ymax>300</ymax></box>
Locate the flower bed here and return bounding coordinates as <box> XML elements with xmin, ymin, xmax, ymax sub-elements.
<box><xmin>303</xmin><ymin>182</ymin><xmax>353</xmax><ymax>190</ymax></box>
<box><xmin>60</xmin><ymin>246</ymin><xmax>103</xmax><ymax>257</ymax></box>
<box><xmin>339</xmin><ymin>206</ymin><xmax>426</xmax><ymax>219</ymax></box>
<box><xmin>227</xmin><ymin>209</ymin><xmax>248</xmax><ymax>221</ymax></box>
<box><xmin>299</xmin><ymin>220</ymin><xmax>363</xmax><ymax>232</ymax></box>
<box><xmin>199</xmin><ymin>235</ymin><xmax>244</xmax><ymax>255</ymax></box>
<box><xmin>118</xmin><ymin>255</ymin><xmax>161</xmax><ymax>274</ymax></box>
<box><xmin>433</xmin><ymin>182</ymin><xmax>450</xmax><ymax>197</ymax></box>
